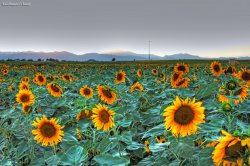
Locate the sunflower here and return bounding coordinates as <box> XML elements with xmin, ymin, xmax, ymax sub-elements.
<box><xmin>195</xmin><ymin>139</ymin><xmax>204</xmax><ymax>147</ymax></box>
<box><xmin>19</xmin><ymin>81</ymin><xmax>29</xmax><ymax>90</ymax></box>
<box><xmin>76</xmin><ymin>128</ymin><xmax>83</xmax><ymax>140</ymax></box>
<box><xmin>226</xmin><ymin>80</ymin><xmax>237</xmax><ymax>90</ymax></box>
<box><xmin>212</xmin><ymin>130</ymin><xmax>246</xmax><ymax>166</ymax></box>
<box><xmin>91</xmin><ymin>104</ymin><xmax>115</xmax><ymax>132</ymax></box>
<box><xmin>159</xmin><ymin>73</ymin><xmax>167</xmax><ymax>81</ymax></box>
<box><xmin>221</xmin><ymin>102</ymin><xmax>233</xmax><ymax>112</ymax></box>
<box><xmin>170</xmin><ymin>72</ymin><xmax>183</xmax><ymax>87</ymax></box>
<box><xmin>241</xmin><ymin>138</ymin><xmax>250</xmax><ymax>150</ymax></box>
<box><xmin>130</xmin><ymin>82</ymin><xmax>144</xmax><ymax>92</ymax></box>
<box><xmin>96</xmin><ymin>86</ymin><xmax>116</xmax><ymax>104</ymax></box>
<box><xmin>210</xmin><ymin>61</ymin><xmax>223</xmax><ymax>76</ymax></box>
<box><xmin>218</xmin><ymin>85</ymin><xmax>248</xmax><ymax>104</ymax></box>
<box><xmin>235</xmin><ymin>67</ymin><xmax>250</xmax><ymax>84</ymax></box>
<box><xmin>174</xmin><ymin>63</ymin><xmax>189</xmax><ymax>75</ymax></box>
<box><xmin>47</xmin><ymin>75</ymin><xmax>54</xmax><ymax>82</ymax></box>
<box><xmin>34</xmin><ymin>73</ymin><xmax>46</xmax><ymax>86</ymax></box>
<box><xmin>224</xmin><ymin>66</ymin><xmax>236</xmax><ymax>75</ymax></box>
<box><xmin>137</xmin><ymin>69</ymin><xmax>143</xmax><ymax>77</ymax></box>
<box><xmin>144</xmin><ymin>140</ymin><xmax>150</xmax><ymax>152</ymax></box>
<box><xmin>155</xmin><ymin>136</ymin><xmax>166</xmax><ymax>143</ymax></box>
<box><xmin>22</xmin><ymin>76</ymin><xmax>30</xmax><ymax>82</ymax></box>
<box><xmin>233</xmin><ymin>86</ymin><xmax>248</xmax><ymax>103</ymax></box>
<box><xmin>214</xmin><ymin>78</ymin><xmax>221</xmax><ymax>82</ymax></box>
<box><xmin>22</xmin><ymin>104</ymin><xmax>32</xmax><ymax>114</ymax></box>
<box><xmin>173</xmin><ymin>78</ymin><xmax>190</xmax><ymax>88</ymax></box>
<box><xmin>2</xmin><ymin>69</ymin><xmax>8</xmax><ymax>75</ymax></box>
<box><xmin>152</xmin><ymin>69</ymin><xmax>158</xmax><ymax>75</ymax></box>
<box><xmin>47</xmin><ymin>82</ymin><xmax>63</xmax><ymax>97</ymax></box>
<box><xmin>8</xmin><ymin>85</ymin><xmax>15</xmax><ymax>92</ymax></box>
<box><xmin>163</xmin><ymin>96</ymin><xmax>205</xmax><ymax>137</ymax></box>
<box><xmin>16</xmin><ymin>89</ymin><xmax>35</xmax><ymax>105</ymax></box>
<box><xmin>115</xmin><ymin>70</ymin><xmax>126</xmax><ymax>84</ymax></box>
<box><xmin>206</xmin><ymin>141</ymin><xmax>219</xmax><ymax>147</ymax></box>
<box><xmin>32</xmin><ymin>115</ymin><xmax>64</xmax><ymax>147</ymax></box>
<box><xmin>79</xmin><ymin>86</ymin><xmax>93</xmax><ymax>98</ymax></box>
<box><xmin>76</xmin><ymin>110</ymin><xmax>92</xmax><ymax>122</ymax></box>
<box><xmin>62</xmin><ymin>74</ymin><xmax>72</xmax><ymax>81</ymax></box>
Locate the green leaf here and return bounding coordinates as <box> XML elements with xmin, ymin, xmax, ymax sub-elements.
<box><xmin>196</xmin><ymin>147</ymin><xmax>214</xmax><ymax>166</ymax></box>
<box><xmin>236</xmin><ymin>120</ymin><xmax>249</xmax><ymax>132</ymax></box>
<box><xmin>46</xmin><ymin>155</ymin><xmax>60</xmax><ymax>166</ymax></box>
<box><xmin>198</xmin><ymin>118</ymin><xmax>224</xmax><ymax>134</ymax></box>
<box><xmin>62</xmin><ymin>133</ymin><xmax>78</xmax><ymax>143</ymax></box>
<box><xmin>142</xmin><ymin>124</ymin><xmax>165</xmax><ymax>139</ymax></box>
<box><xmin>60</xmin><ymin>145</ymin><xmax>88</xmax><ymax>166</ymax></box>
<box><xmin>117</xmin><ymin>118</ymin><xmax>132</xmax><ymax>127</ymax></box>
<box><xmin>196</xmin><ymin>82</ymin><xmax>218</xmax><ymax>100</ymax></box>
<box><xmin>93</xmin><ymin>154</ymin><xmax>130</xmax><ymax>166</ymax></box>
<box><xmin>138</xmin><ymin>156</ymin><xmax>170</xmax><ymax>166</ymax></box>
<box><xmin>119</xmin><ymin>131</ymin><xmax>133</xmax><ymax>144</ymax></box>
<box><xmin>171</xmin><ymin>142</ymin><xmax>193</xmax><ymax>159</ymax></box>
<box><xmin>149</xmin><ymin>142</ymin><xmax>170</xmax><ymax>153</ymax></box>
<box><xmin>16</xmin><ymin>141</ymin><xmax>29</xmax><ymax>159</ymax></box>
<box><xmin>126</xmin><ymin>142</ymin><xmax>145</xmax><ymax>150</ymax></box>
<box><xmin>0</xmin><ymin>160</ymin><xmax>12</xmax><ymax>166</ymax></box>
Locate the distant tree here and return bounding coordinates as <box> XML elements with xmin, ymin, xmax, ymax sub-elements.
<box><xmin>28</xmin><ymin>59</ymin><xmax>33</xmax><ymax>61</ymax></box>
<box><xmin>46</xmin><ymin>58</ymin><xmax>59</xmax><ymax>62</ymax></box>
<box><xmin>112</xmin><ymin>58</ymin><xmax>116</xmax><ymax>62</ymax></box>
<box><xmin>38</xmin><ymin>58</ymin><xmax>42</xmax><ymax>61</ymax></box>
<box><xmin>87</xmin><ymin>59</ymin><xmax>97</xmax><ymax>62</ymax></box>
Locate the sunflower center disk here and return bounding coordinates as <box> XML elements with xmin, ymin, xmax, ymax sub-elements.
<box><xmin>233</xmin><ymin>89</ymin><xmax>242</xmax><ymax>96</ymax></box>
<box><xmin>117</xmin><ymin>73</ymin><xmax>123</xmax><ymax>81</ymax></box>
<box><xmin>40</xmin><ymin>122</ymin><xmax>56</xmax><ymax>138</ymax></box>
<box><xmin>225</xmin><ymin>142</ymin><xmax>244</xmax><ymax>157</ymax></box>
<box><xmin>226</xmin><ymin>67</ymin><xmax>233</xmax><ymax>73</ymax></box>
<box><xmin>242</xmin><ymin>72</ymin><xmax>250</xmax><ymax>81</ymax></box>
<box><xmin>213</xmin><ymin>65</ymin><xmax>220</xmax><ymax>72</ymax></box>
<box><xmin>64</xmin><ymin>76</ymin><xmax>70</xmax><ymax>80</ymax></box>
<box><xmin>174</xmin><ymin>106</ymin><xmax>194</xmax><ymax>125</ymax></box>
<box><xmin>99</xmin><ymin>109</ymin><xmax>110</xmax><ymax>123</ymax></box>
<box><xmin>176</xmin><ymin>80</ymin><xmax>185</xmax><ymax>86</ymax></box>
<box><xmin>173</xmin><ymin>73</ymin><xmax>179</xmax><ymax>81</ymax></box>
<box><xmin>103</xmin><ymin>89</ymin><xmax>112</xmax><ymax>98</ymax></box>
<box><xmin>226</xmin><ymin>81</ymin><xmax>236</xmax><ymax>90</ymax></box>
<box><xmin>38</xmin><ymin>76</ymin><xmax>44</xmax><ymax>82</ymax></box>
<box><xmin>21</xmin><ymin>94</ymin><xmax>30</xmax><ymax>102</ymax></box>
<box><xmin>178</xmin><ymin>65</ymin><xmax>185</xmax><ymax>72</ymax></box>
<box><xmin>52</xmin><ymin>84</ymin><xmax>60</xmax><ymax>92</ymax></box>
<box><xmin>84</xmin><ymin>88</ymin><xmax>91</xmax><ymax>95</ymax></box>
<box><xmin>134</xmin><ymin>86</ymin><xmax>140</xmax><ymax>90</ymax></box>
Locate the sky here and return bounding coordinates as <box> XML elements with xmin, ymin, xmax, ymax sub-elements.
<box><xmin>0</xmin><ymin>0</ymin><xmax>250</xmax><ymax>57</ymax></box>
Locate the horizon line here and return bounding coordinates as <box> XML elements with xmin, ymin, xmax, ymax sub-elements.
<box><xmin>0</xmin><ymin>50</ymin><xmax>249</xmax><ymax>58</ymax></box>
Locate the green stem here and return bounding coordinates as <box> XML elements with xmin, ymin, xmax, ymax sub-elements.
<box><xmin>93</xmin><ymin>130</ymin><xmax>96</xmax><ymax>143</ymax></box>
<box><xmin>53</xmin><ymin>145</ymin><xmax>57</xmax><ymax>155</ymax></box>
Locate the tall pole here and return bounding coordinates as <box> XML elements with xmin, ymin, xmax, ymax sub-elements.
<box><xmin>148</xmin><ymin>40</ymin><xmax>151</xmax><ymax>60</ymax></box>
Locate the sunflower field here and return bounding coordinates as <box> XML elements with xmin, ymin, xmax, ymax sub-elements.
<box><xmin>0</xmin><ymin>60</ymin><xmax>249</xmax><ymax>166</ymax></box>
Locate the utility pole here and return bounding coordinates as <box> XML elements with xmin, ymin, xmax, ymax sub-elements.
<box><xmin>148</xmin><ymin>40</ymin><xmax>151</xmax><ymax>60</ymax></box>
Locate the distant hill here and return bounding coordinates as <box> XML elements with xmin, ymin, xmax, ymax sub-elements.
<box><xmin>0</xmin><ymin>51</ymin><xmax>249</xmax><ymax>61</ymax></box>
<box><xmin>163</xmin><ymin>53</ymin><xmax>203</xmax><ymax>60</ymax></box>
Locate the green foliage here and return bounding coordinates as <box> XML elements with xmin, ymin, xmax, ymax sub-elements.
<box><xmin>0</xmin><ymin>60</ymin><xmax>249</xmax><ymax>165</ymax></box>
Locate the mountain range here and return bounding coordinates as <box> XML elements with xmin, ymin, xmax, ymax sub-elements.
<box><xmin>0</xmin><ymin>51</ymin><xmax>249</xmax><ymax>61</ymax></box>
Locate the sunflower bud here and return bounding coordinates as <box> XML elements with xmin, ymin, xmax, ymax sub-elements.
<box><xmin>221</xmin><ymin>102</ymin><xmax>233</xmax><ymax>112</ymax></box>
